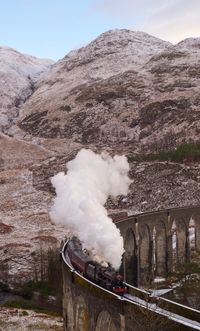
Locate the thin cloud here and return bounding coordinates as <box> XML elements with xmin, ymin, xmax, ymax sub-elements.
<box><xmin>92</xmin><ymin>0</ymin><xmax>200</xmax><ymax>43</ymax></box>
<box><xmin>140</xmin><ymin>0</ymin><xmax>200</xmax><ymax>43</ymax></box>
<box><xmin>93</xmin><ymin>0</ymin><xmax>175</xmax><ymax>20</ymax></box>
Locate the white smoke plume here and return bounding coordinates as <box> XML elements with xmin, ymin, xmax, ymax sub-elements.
<box><xmin>50</xmin><ymin>149</ymin><xmax>131</xmax><ymax>269</ymax></box>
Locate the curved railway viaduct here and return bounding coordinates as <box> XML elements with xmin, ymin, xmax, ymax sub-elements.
<box><xmin>61</xmin><ymin>205</ymin><xmax>200</xmax><ymax>331</ymax></box>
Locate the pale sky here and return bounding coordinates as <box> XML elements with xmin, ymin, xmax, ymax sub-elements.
<box><xmin>0</xmin><ymin>0</ymin><xmax>199</xmax><ymax>60</ymax></box>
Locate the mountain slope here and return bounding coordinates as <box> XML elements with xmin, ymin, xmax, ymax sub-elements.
<box><xmin>16</xmin><ymin>30</ymin><xmax>200</xmax><ymax>155</ymax></box>
<box><xmin>1</xmin><ymin>30</ymin><xmax>200</xmax><ymax>285</ymax></box>
<box><xmin>0</xmin><ymin>46</ymin><xmax>54</xmax><ymax>132</ymax></box>
<box><xmin>17</xmin><ymin>29</ymin><xmax>171</xmax><ymax>147</ymax></box>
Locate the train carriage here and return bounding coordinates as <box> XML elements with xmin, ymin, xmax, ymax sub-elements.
<box><xmin>66</xmin><ymin>237</ymin><xmax>127</xmax><ymax>295</ymax></box>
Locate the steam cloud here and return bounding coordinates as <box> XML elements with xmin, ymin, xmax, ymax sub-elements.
<box><xmin>50</xmin><ymin>149</ymin><xmax>131</xmax><ymax>269</ymax></box>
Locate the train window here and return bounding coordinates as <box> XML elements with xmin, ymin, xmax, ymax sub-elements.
<box><xmin>86</xmin><ymin>263</ymin><xmax>96</xmax><ymax>280</ymax></box>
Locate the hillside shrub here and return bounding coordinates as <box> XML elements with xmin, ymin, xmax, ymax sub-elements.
<box><xmin>128</xmin><ymin>142</ymin><xmax>200</xmax><ymax>163</ymax></box>
<box><xmin>0</xmin><ymin>282</ymin><xmax>10</xmax><ymax>292</ymax></box>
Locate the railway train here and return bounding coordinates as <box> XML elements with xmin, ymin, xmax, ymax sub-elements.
<box><xmin>66</xmin><ymin>237</ymin><xmax>127</xmax><ymax>295</ymax></box>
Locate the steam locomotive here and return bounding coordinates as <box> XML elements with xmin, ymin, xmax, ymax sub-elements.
<box><xmin>66</xmin><ymin>237</ymin><xmax>127</xmax><ymax>295</ymax></box>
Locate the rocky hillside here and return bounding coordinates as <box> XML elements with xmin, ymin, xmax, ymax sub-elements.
<box><xmin>0</xmin><ymin>133</ymin><xmax>66</xmax><ymax>284</ymax></box>
<box><xmin>13</xmin><ymin>29</ymin><xmax>200</xmax><ymax>155</ymax></box>
<box><xmin>0</xmin><ymin>46</ymin><xmax>53</xmax><ymax>133</ymax></box>
<box><xmin>1</xmin><ymin>29</ymin><xmax>200</xmax><ymax>285</ymax></box>
<box><xmin>15</xmin><ymin>30</ymin><xmax>171</xmax><ymax>148</ymax></box>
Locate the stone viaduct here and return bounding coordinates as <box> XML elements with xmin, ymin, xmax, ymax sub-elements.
<box><xmin>119</xmin><ymin>205</ymin><xmax>200</xmax><ymax>287</ymax></box>
<box><xmin>62</xmin><ymin>205</ymin><xmax>200</xmax><ymax>331</ymax></box>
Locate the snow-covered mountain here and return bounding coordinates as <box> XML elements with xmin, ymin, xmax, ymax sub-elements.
<box><xmin>1</xmin><ymin>29</ymin><xmax>200</xmax><ymax>285</ymax></box>
<box><xmin>16</xmin><ymin>30</ymin><xmax>170</xmax><ymax>134</ymax></box>
<box><xmin>16</xmin><ymin>30</ymin><xmax>200</xmax><ymax>154</ymax></box>
<box><xmin>0</xmin><ymin>46</ymin><xmax>54</xmax><ymax>132</ymax></box>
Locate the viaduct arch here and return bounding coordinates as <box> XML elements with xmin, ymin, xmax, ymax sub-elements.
<box><xmin>118</xmin><ymin>206</ymin><xmax>200</xmax><ymax>287</ymax></box>
<box><xmin>62</xmin><ymin>205</ymin><xmax>200</xmax><ymax>331</ymax></box>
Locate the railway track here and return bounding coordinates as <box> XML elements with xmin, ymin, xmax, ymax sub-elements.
<box><xmin>123</xmin><ymin>292</ymin><xmax>200</xmax><ymax>330</ymax></box>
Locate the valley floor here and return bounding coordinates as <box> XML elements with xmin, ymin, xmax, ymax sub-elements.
<box><xmin>0</xmin><ymin>307</ymin><xmax>63</xmax><ymax>331</ymax></box>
